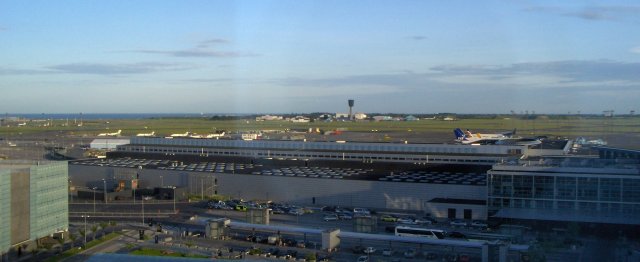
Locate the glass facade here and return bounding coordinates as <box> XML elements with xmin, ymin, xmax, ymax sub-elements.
<box><xmin>29</xmin><ymin>162</ymin><xmax>69</xmax><ymax>239</ymax></box>
<box><xmin>0</xmin><ymin>161</ymin><xmax>68</xmax><ymax>253</ymax></box>
<box><xmin>0</xmin><ymin>170</ymin><xmax>10</xmax><ymax>254</ymax></box>
<box><xmin>488</xmin><ymin>165</ymin><xmax>640</xmax><ymax>223</ymax></box>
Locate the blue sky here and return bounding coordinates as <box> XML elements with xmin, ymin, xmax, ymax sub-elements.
<box><xmin>1</xmin><ymin>0</ymin><xmax>639</xmax><ymax>114</ymax></box>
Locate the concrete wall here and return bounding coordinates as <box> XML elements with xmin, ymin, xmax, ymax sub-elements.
<box><xmin>70</xmin><ymin>165</ymin><xmax>487</xmax><ymax>213</ymax></box>
<box><xmin>10</xmin><ymin>170</ymin><xmax>30</xmax><ymax>245</ymax></box>
<box><xmin>424</xmin><ymin>202</ymin><xmax>487</xmax><ymax>220</ymax></box>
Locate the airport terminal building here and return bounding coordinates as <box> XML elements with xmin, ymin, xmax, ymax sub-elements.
<box><xmin>68</xmin><ymin>137</ymin><xmax>639</xmax><ymax>227</ymax></box>
<box><xmin>0</xmin><ymin>161</ymin><xmax>69</xmax><ymax>256</ymax></box>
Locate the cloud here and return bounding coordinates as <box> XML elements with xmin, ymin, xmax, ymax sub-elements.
<box><xmin>407</xmin><ymin>35</ymin><xmax>427</xmax><ymax>41</ymax></box>
<box><xmin>273</xmin><ymin>60</ymin><xmax>640</xmax><ymax>97</ymax></box>
<box><xmin>428</xmin><ymin>60</ymin><xmax>640</xmax><ymax>84</ymax></box>
<box><xmin>0</xmin><ymin>26</ymin><xmax>6</xmax><ymax>31</ymax></box>
<box><xmin>631</xmin><ymin>46</ymin><xmax>640</xmax><ymax>54</ymax></box>
<box><xmin>133</xmin><ymin>49</ymin><xmax>256</xmax><ymax>58</ymax></box>
<box><xmin>46</xmin><ymin>62</ymin><xmax>196</xmax><ymax>75</ymax></box>
<box><xmin>196</xmin><ymin>38</ymin><xmax>229</xmax><ymax>48</ymax></box>
<box><xmin>0</xmin><ymin>67</ymin><xmax>53</xmax><ymax>75</ymax></box>
<box><xmin>524</xmin><ymin>5</ymin><xmax>640</xmax><ymax>22</ymax></box>
<box><xmin>128</xmin><ymin>38</ymin><xmax>258</xmax><ymax>58</ymax></box>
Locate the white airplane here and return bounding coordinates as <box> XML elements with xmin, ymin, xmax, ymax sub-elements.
<box><xmin>170</xmin><ymin>132</ymin><xmax>191</xmax><ymax>138</ymax></box>
<box><xmin>136</xmin><ymin>131</ymin><xmax>155</xmax><ymax>137</ymax></box>
<box><xmin>205</xmin><ymin>132</ymin><xmax>226</xmax><ymax>138</ymax></box>
<box><xmin>454</xmin><ymin>128</ymin><xmax>540</xmax><ymax>145</ymax></box>
<box><xmin>97</xmin><ymin>130</ymin><xmax>122</xmax><ymax>137</ymax></box>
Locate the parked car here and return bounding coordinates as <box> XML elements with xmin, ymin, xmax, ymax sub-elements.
<box><xmin>404</xmin><ymin>248</ymin><xmax>416</xmax><ymax>258</ymax></box>
<box><xmin>380</xmin><ymin>215</ymin><xmax>398</xmax><ymax>222</ymax></box>
<box><xmin>289</xmin><ymin>209</ymin><xmax>304</xmax><ymax>215</ymax></box>
<box><xmin>424</xmin><ymin>251</ymin><xmax>439</xmax><ymax>260</ymax></box>
<box><xmin>357</xmin><ymin>256</ymin><xmax>369</xmax><ymax>262</ymax></box>
<box><xmin>352</xmin><ymin>245</ymin><xmax>365</xmax><ymax>254</ymax></box>
<box><xmin>338</xmin><ymin>213</ymin><xmax>353</xmax><ymax>220</ymax></box>
<box><xmin>415</xmin><ymin>218</ymin><xmax>435</xmax><ymax>225</ymax></box>
<box><xmin>449</xmin><ymin>219</ymin><xmax>468</xmax><ymax>227</ymax></box>
<box><xmin>397</xmin><ymin>217</ymin><xmax>417</xmax><ymax>225</ymax></box>
<box><xmin>447</xmin><ymin>231</ymin><xmax>467</xmax><ymax>239</ymax></box>
<box><xmin>323</xmin><ymin>214</ymin><xmax>339</xmax><ymax>221</ymax></box>
<box><xmin>471</xmin><ymin>220</ymin><xmax>488</xmax><ymax>228</ymax></box>
<box><xmin>382</xmin><ymin>248</ymin><xmax>394</xmax><ymax>256</ymax></box>
<box><xmin>363</xmin><ymin>247</ymin><xmax>376</xmax><ymax>254</ymax></box>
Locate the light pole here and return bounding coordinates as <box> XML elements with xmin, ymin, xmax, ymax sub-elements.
<box><xmin>69</xmin><ymin>179</ymin><xmax>73</xmax><ymax>203</ymax></box>
<box><xmin>102</xmin><ymin>179</ymin><xmax>107</xmax><ymax>204</ymax></box>
<box><xmin>172</xmin><ymin>186</ymin><xmax>176</xmax><ymax>213</ymax></box>
<box><xmin>82</xmin><ymin>215</ymin><xmax>89</xmax><ymax>246</ymax></box>
<box><xmin>141</xmin><ymin>195</ymin><xmax>145</xmax><ymax>227</ymax></box>
<box><xmin>92</xmin><ymin>187</ymin><xmax>97</xmax><ymax>213</ymax></box>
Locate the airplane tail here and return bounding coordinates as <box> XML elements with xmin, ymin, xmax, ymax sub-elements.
<box><xmin>454</xmin><ymin>128</ymin><xmax>466</xmax><ymax>140</ymax></box>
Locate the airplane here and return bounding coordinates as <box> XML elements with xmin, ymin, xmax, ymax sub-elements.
<box><xmin>97</xmin><ymin>130</ymin><xmax>122</xmax><ymax>137</ymax></box>
<box><xmin>170</xmin><ymin>132</ymin><xmax>191</xmax><ymax>138</ymax></box>
<box><xmin>454</xmin><ymin>128</ymin><xmax>540</xmax><ymax>146</ymax></box>
<box><xmin>205</xmin><ymin>132</ymin><xmax>226</xmax><ymax>138</ymax></box>
<box><xmin>136</xmin><ymin>131</ymin><xmax>155</xmax><ymax>137</ymax></box>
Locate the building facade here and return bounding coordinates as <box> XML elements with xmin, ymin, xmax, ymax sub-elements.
<box><xmin>0</xmin><ymin>161</ymin><xmax>68</xmax><ymax>255</ymax></box>
<box><xmin>487</xmin><ymin>159</ymin><xmax>640</xmax><ymax>225</ymax></box>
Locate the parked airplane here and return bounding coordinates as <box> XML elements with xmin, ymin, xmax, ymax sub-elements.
<box><xmin>136</xmin><ymin>131</ymin><xmax>155</xmax><ymax>137</ymax></box>
<box><xmin>454</xmin><ymin>128</ymin><xmax>540</xmax><ymax>145</ymax></box>
<box><xmin>206</xmin><ymin>132</ymin><xmax>226</xmax><ymax>138</ymax></box>
<box><xmin>97</xmin><ymin>130</ymin><xmax>122</xmax><ymax>137</ymax></box>
<box><xmin>170</xmin><ymin>132</ymin><xmax>191</xmax><ymax>138</ymax></box>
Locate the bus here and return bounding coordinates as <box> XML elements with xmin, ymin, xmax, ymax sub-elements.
<box><xmin>395</xmin><ymin>226</ymin><xmax>446</xmax><ymax>239</ymax></box>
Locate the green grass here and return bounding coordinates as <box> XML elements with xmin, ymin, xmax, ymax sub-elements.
<box><xmin>130</xmin><ymin>247</ymin><xmax>209</xmax><ymax>258</ymax></box>
<box><xmin>2</xmin><ymin>116</ymin><xmax>639</xmax><ymax>138</ymax></box>
<box><xmin>45</xmin><ymin>232</ymin><xmax>122</xmax><ymax>262</ymax></box>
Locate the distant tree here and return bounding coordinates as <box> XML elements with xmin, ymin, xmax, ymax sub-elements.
<box><xmin>91</xmin><ymin>225</ymin><xmax>98</xmax><ymax>241</ymax></box>
<box><xmin>99</xmin><ymin>222</ymin><xmax>109</xmax><ymax>237</ymax></box>
<box><xmin>68</xmin><ymin>233</ymin><xmax>77</xmax><ymax>249</ymax></box>
<box><xmin>79</xmin><ymin>229</ymin><xmax>86</xmax><ymax>244</ymax></box>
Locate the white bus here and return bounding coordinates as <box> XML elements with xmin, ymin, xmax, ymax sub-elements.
<box><xmin>394</xmin><ymin>226</ymin><xmax>446</xmax><ymax>239</ymax></box>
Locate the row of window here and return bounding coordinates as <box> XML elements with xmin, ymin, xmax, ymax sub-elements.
<box><xmin>489</xmin><ymin>197</ymin><xmax>640</xmax><ymax>214</ymax></box>
<box><xmin>131</xmin><ymin>137</ymin><xmax>521</xmax><ymax>154</ymax></box>
<box><xmin>489</xmin><ymin>175</ymin><xmax>640</xmax><ymax>203</ymax></box>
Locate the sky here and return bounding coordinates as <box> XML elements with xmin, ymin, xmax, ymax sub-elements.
<box><xmin>1</xmin><ymin>0</ymin><xmax>639</xmax><ymax>114</ymax></box>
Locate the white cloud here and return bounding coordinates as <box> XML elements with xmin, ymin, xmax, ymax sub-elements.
<box><xmin>631</xmin><ymin>46</ymin><xmax>640</xmax><ymax>54</ymax></box>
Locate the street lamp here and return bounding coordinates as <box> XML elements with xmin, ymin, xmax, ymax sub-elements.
<box><xmin>92</xmin><ymin>187</ymin><xmax>97</xmax><ymax>213</ymax></box>
<box><xmin>81</xmin><ymin>215</ymin><xmax>90</xmax><ymax>246</ymax></box>
<box><xmin>141</xmin><ymin>195</ymin><xmax>145</xmax><ymax>227</ymax></box>
<box><xmin>171</xmin><ymin>186</ymin><xmax>176</xmax><ymax>213</ymax></box>
<box><xmin>102</xmin><ymin>179</ymin><xmax>107</xmax><ymax>204</ymax></box>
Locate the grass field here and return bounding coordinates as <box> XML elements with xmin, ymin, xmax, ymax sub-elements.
<box><xmin>2</xmin><ymin>116</ymin><xmax>639</xmax><ymax>138</ymax></box>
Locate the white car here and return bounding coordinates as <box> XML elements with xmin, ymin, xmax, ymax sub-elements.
<box><xmin>397</xmin><ymin>218</ymin><xmax>417</xmax><ymax>225</ymax></box>
<box><xmin>364</xmin><ymin>247</ymin><xmax>376</xmax><ymax>254</ymax></box>
<box><xmin>323</xmin><ymin>214</ymin><xmax>339</xmax><ymax>221</ymax></box>
<box><xmin>471</xmin><ymin>220</ymin><xmax>488</xmax><ymax>228</ymax></box>
<box><xmin>449</xmin><ymin>219</ymin><xmax>468</xmax><ymax>227</ymax></box>
<box><xmin>414</xmin><ymin>218</ymin><xmax>433</xmax><ymax>225</ymax></box>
